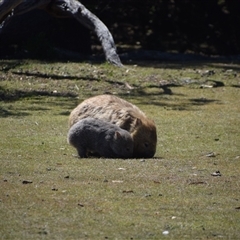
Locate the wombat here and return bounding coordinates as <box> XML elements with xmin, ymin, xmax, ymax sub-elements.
<box><xmin>69</xmin><ymin>95</ymin><xmax>157</xmax><ymax>158</ymax></box>
<box><xmin>67</xmin><ymin>117</ymin><xmax>134</xmax><ymax>158</ymax></box>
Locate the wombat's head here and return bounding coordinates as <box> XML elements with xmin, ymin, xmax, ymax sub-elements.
<box><xmin>112</xmin><ymin>131</ymin><xmax>134</xmax><ymax>158</ymax></box>
<box><xmin>131</xmin><ymin>118</ymin><xmax>157</xmax><ymax>158</ymax></box>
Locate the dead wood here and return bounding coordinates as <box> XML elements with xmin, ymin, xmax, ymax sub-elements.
<box><xmin>0</xmin><ymin>0</ymin><xmax>122</xmax><ymax>66</ymax></box>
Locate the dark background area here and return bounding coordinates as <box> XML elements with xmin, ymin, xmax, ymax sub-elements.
<box><xmin>0</xmin><ymin>0</ymin><xmax>240</xmax><ymax>60</ymax></box>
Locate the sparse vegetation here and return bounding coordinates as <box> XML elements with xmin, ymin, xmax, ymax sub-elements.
<box><xmin>0</xmin><ymin>59</ymin><xmax>240</xmax><ymax>239</ymax></box>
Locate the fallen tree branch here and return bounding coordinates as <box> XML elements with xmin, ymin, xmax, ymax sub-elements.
<box><xmin>0</xmin><ymin>0</ymin><xmax>22</xmax><ymax>21</ymax></box>
<box><xmin>0</xmin><ymin>0</ymin><xmax>122</xmax><ymax>66</ymax></box>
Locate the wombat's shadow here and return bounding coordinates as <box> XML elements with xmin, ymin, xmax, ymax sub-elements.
<box><xmin>71</xmin><ymin>153</ymin><xmax>163</xmax><ymax>160</ymax></box>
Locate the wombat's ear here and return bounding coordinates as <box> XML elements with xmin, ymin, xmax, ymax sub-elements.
<box><xmin>114</xmin><ymin>131</ymin><xmax>122</xmax><ymax>139</ymax></box>
<box><xmin>135</xmin><ymin>118</ymin><xmax>142</xmax><ymax>126</ymax></box>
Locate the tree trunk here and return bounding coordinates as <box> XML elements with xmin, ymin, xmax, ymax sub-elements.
<box><xmin>0</xmin><ymin>0</ymin><xmax>122</xmax><ymax>66</ymax></box>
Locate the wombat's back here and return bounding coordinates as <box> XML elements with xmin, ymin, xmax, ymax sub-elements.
<box><xmin>68</xmin><ymin>117</ymin><xmax>133</xmax><ymax>158</ymax></box>
<box><xmin>69</xmin><ymin>95</ymin><xmax>157</xmax><ymax>158</ymax></box>
<box><xmin>69</xmin><ymin>95</ymin><xmax>145</xmax><ymax>128</ymax></box>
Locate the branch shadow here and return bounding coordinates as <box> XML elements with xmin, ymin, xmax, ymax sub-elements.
<box><xmin>0</xmin><ymin>86</ymin><xmax>77</xmax><ymax>102</ymax></box>
<box><xmin>11</xmin><ymin>71</ymin><xmax>100</xmax><ymax>82</ymax></box>
<box><xmin>1</xmin><ymin>54</ymin><xmax>230</xmax><ymax>118</ymax></box>
<box><xmin>0</xmin><ymin>60</ymin><xmax>24</xmax><ymax>72</ymax></box>
<box><xmin>0</xmin><ymin>84</ymin><xmax>79</xmax><ymax>118</ymax></box>
<box><xmin>118</xmin><ymin>85</ymin><xmax>222</xmax><ymax>111</ymax></box>
<box><xmin>0</xmin><ymin>106</ymin><xmax>30</xmax><ymax>117</ymax></box>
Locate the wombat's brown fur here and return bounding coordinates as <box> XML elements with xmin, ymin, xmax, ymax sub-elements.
<box><xmin>69</xmin><ymin>95</ymin><xmax>157</xmax><ymax>158</ymax></box>
<box><xmin>68</xmin><ymin>117</ymin><xmax>133</xmax><ymax>158</ymax></box>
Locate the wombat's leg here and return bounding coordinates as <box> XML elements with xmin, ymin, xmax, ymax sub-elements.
<box><xmin>77</xmin><ymin>147</ymin><xmax>87</xmax><ymax>158</ymax></box>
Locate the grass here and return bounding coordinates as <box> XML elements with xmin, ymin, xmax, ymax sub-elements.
<box><xmin>0</xmin><ymin>58</ymin><xmax>240</xmax><ymax>239</ymax></box>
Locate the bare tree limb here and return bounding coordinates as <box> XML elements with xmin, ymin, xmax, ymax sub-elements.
<box><xmin>0</xmin><ymin>0</ymin><xmax>122</xmax><ymax>66</ymax></box>
<box><xmin>0</xmin><ymin>0</ymin><xmax>22</xmax><ymax>21</ymax></box>
<box><xmin>51</xmin><ymin>0</ymin><xmax>122</xmax><ymax>66</ymax></box>
<box><xmin>7</xmin><ymin>0</ymin><xmax>51</xmax><ymax>16</ymax></box>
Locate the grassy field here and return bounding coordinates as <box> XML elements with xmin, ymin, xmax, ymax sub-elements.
<box><xmin>0</xmin><ymin>59</ymin><xmax>240</xmax><ymax>239</ymax></box>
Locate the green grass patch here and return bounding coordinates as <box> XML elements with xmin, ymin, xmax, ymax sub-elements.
<box><xmin>0</xmin><ymin>59</ymin><xmax>240</xmax><ymax>239</ymax></box>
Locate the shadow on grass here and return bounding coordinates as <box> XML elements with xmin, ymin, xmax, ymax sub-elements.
<box><xmin>0</xmin><ymin>85</ymin><xmax>79</xmax><ymax>118</ymax></box>
<box><xmin>120</xmin><ymin>50</ymin><xmax>240</xmax><ymax>72</ymax></box>
<box><xmin>190</xmin><ymin>98</ymin><xmax>220</xmax><ymax>105</ymax></box>
<box><xmin>2</xmin><ymin>50</ymin><xmax>240</xmax><ymax>71</ymax></box>
<box><xmin>0</xmin><ymin>60</ymin><xmax>24</xmax><ymax>72</ymax></box>
<box><xmin>0</xmin><ymin>85</ymin><xmax>77</xmax><ymax>102</ymax></box>
<box><xmin>0</xmin><ymin>96</ymin><xmax>78</xmax><ymax>118</ymax></box>
<box><xmin>12</xmin><ymin>71</ymin><xmax>100</xmax><ymax>82</ymax></box>
<box><xmin>0</xmin><ymin>106</ymin><xmax>30</xmax><ymax>117</ymax></box>
<box><xmin>0</xmin><ymin>82</ymin><xmax>222</xmax><ymax>118</ymax></box>
<box><xmin>1</xmin><ymin>55</ymin><xmax>229</xmax><ymax>118</ymax></box>
<box><xmin>118</xmin><ymin>89</ymin><xmax>221</xmax><ymax>111</ymax></box>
